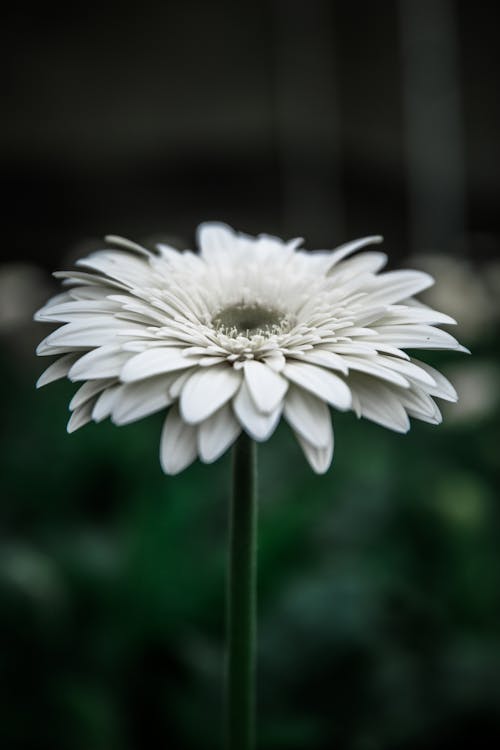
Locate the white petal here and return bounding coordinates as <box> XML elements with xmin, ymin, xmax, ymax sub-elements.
<box><xmin>69</xmin><ymin>286</ymin><xmax>114</xmax><ymax>301</ymax></box>
<box><xmin>180</xmin><ymin>365</ymin><xmax>242</xmax><ymax>424</ymax></box>
<box><xmin>295</xmin><ymin>429</ymin><xmax>334</xmax><ymax>474</ymax></box>
<box><xmin>364</xmin><ymin>344</ymin><xmax>410</xmax><ymax>359</ymax></box>
<box><xmin>160</xmin><ymin>405</ymin><xmax>198</xmax><ymax>475</ymax></box>
<box><xmin>36</xmin><ymin>337</ymin><xmax>89</xmax><ymax>356</ymax></box>
<box><xmin>197</xmin><ymin>356</ymin><xmax>228</xmax><ymax>367</ymax></box>
<box><xmin>120</xmin><ymin>348</ymin><xmax>192</xmax><ymax>382</ymax></box>
<box><xmin>169</xmin><ymin>369</ymin><xmax>195</xmax><ymax>399</ymax></box>
<box><xmin>243</xmin><ymin>360</ymin><xmax>289</xmax><ymax>414</ymax></box>
<box><xmin>381</xmin><ymin>305</ymin><xmax>456</xmax><ymax>326</ymax></box>
<box><xmin>329</xmin><ymin>251</ymin><xmax>388</xmax><ymax>281</ymax></box>
<box><xmin>410</xmin><ymin>359</ymin><xmax>458</xmax><ymax>402</ymax></box>
<box><xmin>283</xmin><ymin>361</ymin><xmax>351</xmax><ymax>411</ymax></box>
<box><xmin>340</xmin><ymin>355</ymin><xmax>410</xmax><ymax>388</ymax></box>
<box><xmin>331</xmin><ymin>342</ymin><xmax>385</xmax><ymax>356</ymax></box>
<box><xmin>398</xmin><ymin>387</ymin><xmax>442</xmax><ymax>424</ymax></box>
<box><xmin>350</xmin><ymin>378</ymin><xmax>410</xmax><ymax>433</ymax></box>
<box><xmin>348</xmin><ymin>305</ymin><xmax>391</xmax><ymax>328</ymax></box>
<box><xmin>197</xmin><ymin>222</ymin><xmax>236</xmax><ymax>262</ymax></box>
<box><xmin>198</xmin><ymin>404</ymin><xmax>241</xmax><ymax>463</ymax></box>
<box><xmin>254</xmin><ymin>234</ymin><xmax>293</xmax><ymax>263</ymax></box>
<box><xmin>111</xmin><ymin>376</ymin><xmax>174</xmax><ymax>425</ymax></box>
<box><xmin>326</xmin><ymin>236</ymin><xmax>384</xmax><ymax>270</ymax></box>
<box><xmin>297</xmin><ymin>349</ymin><xmax>348</xmax><ymax>375</ymax></box>
<box><xmin>233</xmin><ymin>380</ymin><xmax>282</xmax><ymax>441</ymax></box>
<box><xmin>362</xmin><ymin>270</ymin><xmax>434</xmax><ymax>306</ymax></box>
<box><xmin>262</xmin><ymin>351</ymin><xmax>286</xmax><ymax>372</ymax></box>
<box><xmin>36</xmin><ymin>353</ymin><xmax>80</xmax><ymax>388</ymax></box>
<box><xmin>35</xmin><ymin>299</ymin><xmax>120</xmax><ymax>322</ymax></box>
<box><xmin>92</xmin><ymin>385</ymin><xmax>121</xmax><ymax>422</ymax></box>
<box><xmin>407</xmin><ymin>398</ymin><xmax>442</xmax><ymax>425</ymax></box>
<box><xmin>69</xmin><ymin>379</ymin><xmax>114</xmax><ymax>410</ymax></box>
<box><xmin>76</xmin><ymin>250</ymin><xmax>153</xmax><ymax>286</ymax></box>
<box><xmin>67</xmin><ymin>401</ymin><xmax>94</xmax><ymax>433</ymax></box>
<box><xmin>371</xmin><ymin>324</ymin><xmax>465</xmax><ymax>351</ymax></box>
<box><xmin>284</xmin><ymin>386</ymin><xmax>332</xmax><ymax>448</ymax></box>
<box><xmin>156</xmin><ymin>242</ymin><xmax>185</xmax><ymax>262</ymax></box>
<box><xmin>376</xmin><ymin>356</ymin><xmax>437</xmax><ymax>387</ymax></box>
<box><xmin>104</xmin><ymin>235</ymin><xmax>151</xmax><ymax>257</ymax></box>
<box><xmin>53</xmin><ymin>270</ymin><xmax>128</xmax><ymax>290</ymax></box>
<box><xmin>68</xmin><ymin>345</ymin><xmax>131</xmax><ymax>380</ymax></box>
<box><xmin>42</xmin><ymin>317</ymin><xmax>144</xmax><ymax>348</ymax></box>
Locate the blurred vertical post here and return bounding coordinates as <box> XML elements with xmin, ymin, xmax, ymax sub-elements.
<box><xmin>272</xmin><ymin>0</ymin><xmax>344</xmax><ymax>242</ymax></box>
<box><xmin>399</xmin><ymin>0</ymin><xmax>466</xmax><ymax>254</ymax></box>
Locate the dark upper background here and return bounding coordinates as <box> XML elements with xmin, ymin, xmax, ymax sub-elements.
<box><xmin>2</xmin><ymin>0</ymin><xmax>499</xmax><ymax>267</ymax></box>
<box><xmin>1</xmin><ymin>2</ymin><xmax>500</xmax><ymax>750</ymax></box>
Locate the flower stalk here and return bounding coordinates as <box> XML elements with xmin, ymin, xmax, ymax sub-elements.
<box><xmin>226</xmin><ymin>433</ymin><xmax>257</xmax><ymax>750</ymax></box>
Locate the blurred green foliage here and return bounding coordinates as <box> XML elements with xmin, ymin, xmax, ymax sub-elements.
<box><xmin>1</xmin><ymin>347</ymin><xmax>499</xmax><ymax>750</ymax></box>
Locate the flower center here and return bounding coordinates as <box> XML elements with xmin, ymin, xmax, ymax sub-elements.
<box><xmin>212</xmin><ymin>303</ymin><xmax>290</xmax><ymax>337</ymax></box>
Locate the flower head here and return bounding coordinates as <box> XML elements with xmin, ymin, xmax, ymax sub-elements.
<box><xmin>35</xmin><ymin>223</ymin><xmax>466</xmax><ymax>474</ymax></box>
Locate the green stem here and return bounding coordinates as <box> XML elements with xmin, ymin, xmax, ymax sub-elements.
<box><xmin>226</xmin><ymin>433</ymin><xmax>257</xmax><ymax>750</ymax></box>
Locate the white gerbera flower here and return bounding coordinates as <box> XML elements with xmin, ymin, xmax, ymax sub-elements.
<box><xmin>35</xmin><ymin>223</ymin><xmax>466</xmax><ymax>475</ymax></box>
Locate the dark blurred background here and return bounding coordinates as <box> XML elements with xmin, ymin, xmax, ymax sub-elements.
<box><xmin>1</xmin><ymin>1</ymin><xmax>499</xmax><ymax>748</ymax></box>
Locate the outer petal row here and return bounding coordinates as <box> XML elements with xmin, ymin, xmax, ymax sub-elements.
<box><xmin>39</xmin><ymin>342</ymin><xmax>460</xmax><ymax>477</ymax></box>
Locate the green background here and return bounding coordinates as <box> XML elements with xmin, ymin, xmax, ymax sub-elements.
<box><xmin>1</xmin><ymin>340</ymin><xmax>499</xmax><ymax>749</ymax></box>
